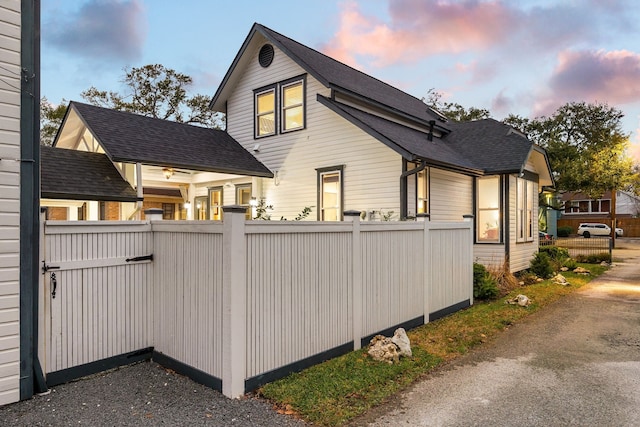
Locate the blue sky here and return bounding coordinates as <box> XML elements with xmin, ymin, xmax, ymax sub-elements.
<box><xmin>41</xmin><ymin>0</ymin><xmax>640</xmax><ymax>159</ymax></box>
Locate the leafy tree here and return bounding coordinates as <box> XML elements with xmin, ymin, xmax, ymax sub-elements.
<box><xmin>40</xmin><ymin>97</ymin><xmax>68</xmax><ymax>146</ymax></box>
<box><xmin>81</xmin><ymin>64</ymin><xmax>224</xmax><ymax>129</ymax></box>
<box><xmin>503</xmin><ymin>102</ymin><xmax>637</xmax><ymax>198</ymax></box>
<box><xmin>424</xmin><ymin>89</ymin><xmax>491</xmax><ymax>122</ymax></box>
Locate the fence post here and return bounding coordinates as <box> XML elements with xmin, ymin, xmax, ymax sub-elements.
<box><xmin>463</xmin><ymin>214</ymin><xmax>475</xmax><ymax>305</ymax></box>
<box><xmin>418</xmin><ymin>214</ymin><xmax>431</xmax><ymax>322</ymax></box>
<box><xmin>344</xmin><ymin>210</ymin><xmax>362</xmax><ymax>350</ymax></box>
<box><xmin>221</xmin><ymin>206</ymin><xmax>247</xmax><ymax>398</ymax></box>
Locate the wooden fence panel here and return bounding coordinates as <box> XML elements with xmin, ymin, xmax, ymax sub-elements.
<box><xmin>43</xmin><ymin>222</ymin><xmax>153</xmax><ymax>373</ymax></box>
<box><xmin>152</xmin><ymin>223</ymin><xmax>225</xmax><ymax>379</ymax></box>
<box><xmin>428</xmin><ymin>223</ymin><xmax>474</xmax><ymax>315</ymax></box>
<box><xmin>245</xmin><ymin>224</ymin><xmax>352</xmax><ymax>378</ymax></box>
<box><xmin>360</xmin><ymin>224</ymin><xmax>424</xmax><ymax>337</ymax></box>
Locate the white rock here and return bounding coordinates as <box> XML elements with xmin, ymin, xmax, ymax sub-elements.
<box><xmin>391</xmin><ymin>328</ymin><xmax>412</xmax><ymax>357</ymax></box>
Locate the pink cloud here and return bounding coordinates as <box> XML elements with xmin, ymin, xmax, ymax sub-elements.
<box><xmin>550</xmin><ymin>49</ymin><xmax>640</xmax><ymax>102</ymax></box>
<box><xmin>322</xmin><ymin>0</ymin><xmax>517</xmax><ymax>68</ymax></box>
<box><xmin>532</xmin><ymin>49</ymin><xmax>640</xmax><ymax>117</ymax></box>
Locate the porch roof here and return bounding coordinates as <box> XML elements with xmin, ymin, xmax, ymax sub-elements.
<box><xmin>41</xmin><ymin>146</ymin><xmax>141</xmax><ymax>202</ymax></box>
<box><xmin>56</xmin><ymin>101</ymin><xmax>273</xmax><ymax>178</ymax></box>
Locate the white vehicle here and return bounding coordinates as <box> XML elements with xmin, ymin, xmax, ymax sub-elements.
<box><xmin>577</xmin><ymin>223</ymin><xmax>623</xmax><ymax>238</ymax></box>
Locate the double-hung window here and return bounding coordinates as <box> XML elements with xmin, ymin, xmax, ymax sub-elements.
<box><xmin>254</xmin><ymin>76</ymin><xmax>305</xmax><ymax>138</ymax></box>
<box><xmin>255</xmin><ymin>87</ymin><xmax>276</xmax><ymax>137</ymax></box>
<box><xmin>281</xmin><ymin>80</ymin><xmax>304</xmax><ymax>132</ymax></box>
<box><xmin>516</xmin><ymin>177</ymin><xmax>535</xmax><ymax>242</ymax></box>
<box><xmin>236</xmin><ymin>184</ymin><xmax>252</xmax><ymax>219</ymax></box>
<box><xmin>317</xmin><ymin>166</ymin><xmax>343</xmax><ymax>221</ymax></box>
<box><xmin>477</xmin><ymin>176</ymin><xmax>501</xmax><ymax>242</ymax></box>
<box><xmin>417</xmin><ymin>168</ymin><xmax>429</xmax><ymax>214</ymax></box>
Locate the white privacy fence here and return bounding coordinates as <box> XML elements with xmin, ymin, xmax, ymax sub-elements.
<box><xmin>40</xmin><ymin>208</ymin><xmax>473</xmax><ymax>398</ymax></box>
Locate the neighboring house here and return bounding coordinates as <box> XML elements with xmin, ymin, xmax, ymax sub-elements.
<box><xmin>49</xmin><ymin>101</ymin><xmax>272</xmax><ymax>220</ymax></box>
<box><xmin>207</xmin><ymin>23</ymin><xmax>554</xmax><ymax>272</ymax></box>
<box><xmin>561</xmin><ymin>190</ymin><xmax>640</xmax><ymax>218</ymax></box>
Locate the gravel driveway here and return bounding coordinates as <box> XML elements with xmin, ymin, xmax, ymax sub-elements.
<box><xmin>0</xmin><ymin>361</ymin><xmax>306</xmax><ymax>426</ymax></box>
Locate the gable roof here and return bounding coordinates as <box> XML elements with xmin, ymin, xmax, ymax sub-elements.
<box><xmin>209</xmin><ymin>23</ymin><xmax>553</xmax><ymax>183</ymax></box>
<box><xmin>56</xmin><ymin>101</ymin><xmax>273</xmax><ymax>178</ymax></box>
<box><xmin>318</xmin><ymin>97</ymin><xmax>481</xmax><ymax>174</ymax></box>
<box><xmin>41</xmin><ymin>146</ymin><xmax>140</xmax><ymax>202</ymax></box>
<box><xmin>210</xmin><ymin>23</ymin><xmax>448</xmax><ymax>133</ymax></box>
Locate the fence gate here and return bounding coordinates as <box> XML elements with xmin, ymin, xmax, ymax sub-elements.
<box><xmin>39</xmin><ymin>220</ymin><xmax>154</xmax><ymax>383</ymax></box>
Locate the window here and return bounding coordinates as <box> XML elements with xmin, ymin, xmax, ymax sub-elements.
<box><xmin>318</xmin><ymin>167</ymin><xmax>343</xmax><ymax>221</ymax></box>
<box><xmin>209</xmin><ymin>187</ymin><xmax>223</xmax><ymax>220</ymax></box>
<box><xmin>477</xmin><ymin>176</ymin><xmax>501</xmax><ymax>242</ymax></box>
<box><xmin>255</xmin><ymin>87</ymin><xmax>276</xmax><ymax>137</ymax></box>
<box><xmin>236</xmin><ymin>184</ymin><xmax>252</xmax><ymax>219</ymax></box>
<box><xmin>516</xmin><ymin>177</ymin><xmax>535</xmax><ymax>242</ymax></box>
<box><xmin>162</xmin><ymin>203</ymin><xmax>175</xmax><ymax>220</ymax></box>
<box><xmin>254</xmin><ymin>76</ymin><xmax>305</xmax><ymax>138</ymax></box>
<box><xmin>417</xmin><ymin>168</ymin><xmax>429</xmax><ymax>214</ymax></box>
<box><xmin>565</xmin><ymin>198</ymin><xmax>611</xmax><ymax>214</ymax></box>
<box><xmin>194</xmin><ymin>196</ymin><xmax>208</xmax><ymax>220</ymax></box>
<box><xmin>281</xmin><ymin>80</ymin><xmax>304</xmax><ymax>132</ymax></box>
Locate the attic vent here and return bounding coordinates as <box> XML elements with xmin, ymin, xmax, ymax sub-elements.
<box><xmin>258</xmin><ymin>44</ymin><xmax>275</xmax><ymax>68</ymax></box>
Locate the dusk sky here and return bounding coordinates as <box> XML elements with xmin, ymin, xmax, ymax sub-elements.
<box><xmin>41</xmin><ymin>0</ymin><xmax>640</xmax><ymax>159</ymax></box>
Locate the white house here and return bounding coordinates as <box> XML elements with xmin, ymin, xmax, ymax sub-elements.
<box><xmin>208</xmin><ymin>23</ymin><xmax>554</xmax><ymax>272</ymax></box>
<box><xmin>43</xmin><ymin>22</ymin><xmax>553</xmax><ymax>274</ymax></box>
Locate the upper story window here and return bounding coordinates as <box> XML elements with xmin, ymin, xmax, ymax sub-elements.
<box><xmin>565</xmin><ymin>198</ymin><xmax>610</xmax><ymax>214</ymax></box>
<box><xmin>281</xmin><ymin>80</ymin><xmax>304</xmax><ymax>132</ymax></box>
<box><xmin>256</xmin><ymin>88</ymin><xmax>276</xmax><ymax>137</ymax></box>
<box><xmin>254</xmin><ymin>75</ymin><xmax>306</xmax><ymax>138</ymax></box>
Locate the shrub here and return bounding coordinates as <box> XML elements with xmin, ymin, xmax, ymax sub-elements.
<box><xmin>562</xmin><ymin>258</ymin><xmax>578</xmax><ymax>269</ymax></box>
<box><xmin>529</xmin><ymin>251</ymin><xmax>554</xmax><ymax>279</ymax></box>
<box><xmin>557</xmin><ymin>226</ymin><xmax>572</xmax><ymax>237</ymax></box>
<box><xmin>539</xmin><ymin>245</ymin><xmax>571</xmax><ymax>271</ymax></box>
<box><xmin>473</xmin><ymin>263</ymin><xmax>500</xmax><ymax>300</ymax></box>
<box><xmin>575</xmin><ymin>252</ymin><xmax>611</xmax><ymax>263</ymax></box>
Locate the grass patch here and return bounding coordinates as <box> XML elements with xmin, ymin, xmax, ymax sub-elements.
<box><xmin>259</xmin><ymin>263</ymin><xmax>607</xmax><ymax>426</ymax></box>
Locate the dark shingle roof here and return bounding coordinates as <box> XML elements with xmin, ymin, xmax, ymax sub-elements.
<box><xmin>62</xmin><ymin>102</ymin><xmax>273</xmax><ymax>178</ymax></box>
<box><xmin>41</xmin><ymin>146</ymin><xmax>140</xmax><ymax>202</ymax></box>
<box><xmin>211</xmin><ymin>23</ymin><xmax>447</xmax><ymax>131</ymax></box>
<box><xmin>319</xmin><ymin>97</ymin><xmax>481</xmax><ymax>174</ymax></box>
<box><xmin>444</xmin><ymin>119</ymin><xmax>534</xmax><ymax>174</ymax></box>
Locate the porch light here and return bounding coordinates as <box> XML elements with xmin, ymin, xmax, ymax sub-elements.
<box><xmin>184</xmin><ymin>202</ymin><xmax>191</xmax><ymax>209</ymax></box>
<box><xmin>162</xmin><ymin>167</ymin><xmax>174</xmax><ymax>179</ymax></box>
<box><xmin>249</xmin><ymin>197</ymin><xmax>259</xmax><ymax>207</ymax></box>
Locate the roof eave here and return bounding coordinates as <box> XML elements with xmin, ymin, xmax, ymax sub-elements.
<box><xmin>111</xmin><ymin>157</ymin><xmax>274</xmax><ymax>179</ymax></box>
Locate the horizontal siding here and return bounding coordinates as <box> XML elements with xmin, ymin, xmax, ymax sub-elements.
<box><xmin>430</xmin><ymin>168</ymin><xmax>473</xmax><ymax>221</ymax></box>
<box><xmin>0</xmin><ymin>0</ymin><xmax>20</xmax><ymax>406</ymax></box>
<box><xmin>227</xmin><ymin>39</ymin><xmax>402</xmax><ymax>220</ymax></box>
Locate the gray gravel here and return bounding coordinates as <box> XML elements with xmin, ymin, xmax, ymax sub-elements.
<box><xmin>0</xmin><ymin>361</ymin><xmax>307</xmax><ymax>426</ymax></box>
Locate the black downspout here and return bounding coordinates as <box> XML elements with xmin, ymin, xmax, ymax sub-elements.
<box><xmin>20</xmin><ymin>0</ymin><xmax>47</xmax><ymax>399</ymax></box>
<box><xmin>427</xmin><ymin>120</ymin><xmax>435</xmax><ymax>141</ymax></box>
<box><xmin>400</xmin><ymin>160</ymin><xmax>427</xmax><ymax>220</ymax></box>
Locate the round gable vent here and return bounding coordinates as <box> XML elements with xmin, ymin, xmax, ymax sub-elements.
<box><xmin>258</xmin><ymin>44</ymin><xmax>275</xmax><ymax>68</ymax></box>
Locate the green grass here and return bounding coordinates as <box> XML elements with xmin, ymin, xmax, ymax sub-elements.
<box><xmin>259</xmin><ymin>263</ymin><xmax>607</xmax><ymax>426</ymax></box>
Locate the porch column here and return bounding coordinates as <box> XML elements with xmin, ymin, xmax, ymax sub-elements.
<box><xmin>136</xmin><ymin>163</ymin><xmax>143</xmax><ymax>219</ymax></box>
<box><xmin>221</xmin><ymin>206</ymin><xmax>248</xmax><ymax>398</ymax></box>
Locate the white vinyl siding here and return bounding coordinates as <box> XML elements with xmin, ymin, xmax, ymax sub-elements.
<box><xmin>0</xmin><ymin>0</ymin><xmax>20</xmax><ymax>406</ymax></box>
<box><xmin>429</xmin><ymin>169</ymin><xmax>473</xmax><ymax>221</ymax></box>
<box><xmin>226</xmin><ymin>40</ymin><xmax>401</xmax><ymax>220</ymax></box>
